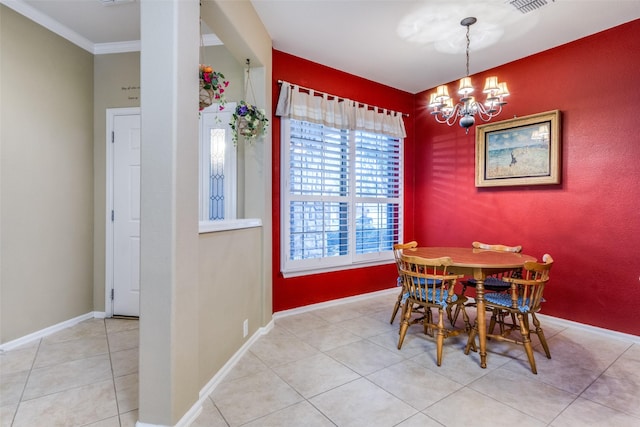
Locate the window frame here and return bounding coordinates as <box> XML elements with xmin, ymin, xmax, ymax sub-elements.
<box><xmin>280</xmin><ymin>117</ymin><xmax>403</xmax><ymax>277</ymax></box>
<box><xmin>199</xmin><ymin>102</ymin><xmax>237</xmax><ymax>223</ymax></box>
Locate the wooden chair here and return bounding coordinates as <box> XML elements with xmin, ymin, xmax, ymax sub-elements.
<box><xmin>389</xmin><ymin>241</ymin><xmax>418</xmax><ymax>324</ymax></box>
<box><xmin>464</xmin><ymin>241</ymin><xmax>523</xmax><ymax>292</ymax></box>
<box><xmin>465</xmin><ymin>254</ymin><xmax>554</xmax><ymax>374</ymax></box>
<box><xmin>452</xmin><ymin>241</ymin><xmax>523</xmax><ymax>326</ymax></box>
<box><xmin>397</xmin><ymin>254</ymin><xmax>472</xmax><ymax>366</ymax></box>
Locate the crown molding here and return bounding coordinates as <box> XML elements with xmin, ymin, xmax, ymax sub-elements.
<box><xmin>1</xmin><ymin>0</ymin><xmax>94</xmax><ymax>53</ymax></box>
<box><xmin>2</xmin><ymin>0</ymin><xmax>224</xmax><ymax>55</ymax></box>
<box><xmin>94</xmin><ymin>40</ymin><xmax>141</xmax><ymax>55</ymax></box>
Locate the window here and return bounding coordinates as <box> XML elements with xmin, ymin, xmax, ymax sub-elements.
<box><xmin>199</xmin><ymin>103</ymin><xmax>236</xmax><ymax>222</ymax></box>
<box><xmin>281</xmin><ymin>118</ymin><xmax>403</xmax><ymax>276</ymax></box>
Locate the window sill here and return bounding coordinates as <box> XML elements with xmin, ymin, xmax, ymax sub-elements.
<box><xmin>282</xmin><ymin>258</ymin><xmax>394</xmax><ymax>278</ymax></box>
<box><xmin>199</xmin><ymin>219</ymin><xmax>262</xmax><ymax>234</ymax></box>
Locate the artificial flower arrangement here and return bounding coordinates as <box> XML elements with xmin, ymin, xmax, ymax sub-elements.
<box><xmin>199</xmin><ymin>64</ymin><xmax>229</xmax><ymax>111</ymax></box>
<box><xmin>230</xmin><ymin>100</ymin><xmax>269</xmax><ymax>145</ymax></box>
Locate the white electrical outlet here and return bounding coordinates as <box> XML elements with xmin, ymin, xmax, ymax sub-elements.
<box><xmin>243</xmin><ymin>319</ymin><xmax>249</xmax><ymax>338</ymax></box>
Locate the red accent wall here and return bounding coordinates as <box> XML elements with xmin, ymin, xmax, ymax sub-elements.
<box><xmin>414</xmin><ymin>19</ymin><xmax>640</xmax><ymax>336</ymax></box>
<box><xmin>271</xmin><ymin>50</ymin><xmax>416</xmax><ymax>312</ymax></box>
<box><xmin>272</xmin><ymin>19</ymin><xmax>640</xmax><ymax>336</ymax></box>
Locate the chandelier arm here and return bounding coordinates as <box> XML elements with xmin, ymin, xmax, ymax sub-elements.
<box><xmin>433</xmin><ymin>114</ymin><xmax>450</xmax><ymax>124</ymax></box>
<box><xmin>445</xmin><ymin>103</ymin><xmax>462</xmax><ymax>126</ymax></box>
<box><xmin>432</xmin><ymin>103</ymin><xmax>461</xmax><ymax>126</ymax></box>
<box><xmin>475</xmin><ymin>103</ymin><xmax>503</xmax><ymax>122</ymax></box>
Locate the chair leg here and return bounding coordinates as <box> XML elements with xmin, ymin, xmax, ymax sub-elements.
<box><xmin>460</xmin><ymin>304</ymin><xmax>472</xmax><ymax>332</ymax></box>
<box><xmin>390</xmin><ymin>289</ymin><xmax>403</xmax><ymax>324</ymax></box>
<box><xmin>464</xmin><ymin>320</ymin><xmax>477</xmax><ymax>355</ymax></box>
<box><xmin>425</xmin><ymin>308</ymin><xmax>433</xmax><ymax>336</ymax></box>
<box><xmin>397</xmin><ymin>301</ymin><xmax>410</xmax><ymax>334</ymax></box>
<box><xmin>460</xmin><ymin>306</ymin><xmax>476</xmax><ymax>352</ymax></box>
<box><xmin>423</xmin><ymin>311</ymin><xmax>430</xmax><ymax>336</ymax></box>
<box><xmin>508</xmin><ymin>312</ymin><xmax>517</xmax><ymax>332</ymax></box>
<box><xmin>397</xmin><ymin>301</ymin><xmax>412</xmax><ymax>349</ymax></box>
<box><xmin>531</xmin><ymin>313</ymin><xmax>551</xmax><ymax>359</ymax></box>
<box><xmin>518</xmin><ymin>312</ymin><xmax>537</xmax><ymax>374</ymax></box>
<box><xmin>436</xmin><ymin>309</ymin><xmax>445</xmax><ymax>366</ymax></box>
<box><xmin>451</xmin><ymin>304</ymin><xmax>460</xmax><ymax>327</ymax></box>
<box><xmin>489</xmin><ymin>309</ymin><xmax>499</xmax><ymax>335</ymax></box>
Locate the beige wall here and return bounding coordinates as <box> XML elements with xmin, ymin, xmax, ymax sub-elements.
<box><xmin>203</xmin><ymin>0</ymin><xmax>273</xmax><ymax>329</ymax></box>
<box><xmin>92</xmin><ymin>46</ymin><xmax>243</xmax><ymax>313</ymax></box>
<box><xmin>92</xmin><ymin>52</ymin><xmax>140</xmax><ymax>313</ymax></box>
<box><xmin>198</xmin><ymin>226</ymin><xmax>262</xmax><ymax>386</ymax></box>
<box><xmin>0</xmin><ymin>5</ymin><xmax>94</xmax><ymax>342</ymax></box>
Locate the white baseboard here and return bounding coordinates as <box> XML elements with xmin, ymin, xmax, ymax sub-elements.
<box><xmin>134</xmin><ymin>401</ymin><xmax>203</xmax><ymax>427</ymax></box>
<box><xmin>273</xmin><ymin>287</ymin><xmax>398</xmax><ymax>320</ymax></box>
<box><xmin>198</xmin><ymin>319</ymin><xmax>274</xmax><ymax>400</ymax></box>
<box><xmin>0</xmin><ymin>311</ymin><xmax>102</xmax><ymax>351</ymax></box>
<box><xmin>536</xmin><ymin>312</ymin><xmax>640</xmax><ymax>344</ymax></box>
<box><xmin>462</xmin><ymin>297</ymin><xmax>640</xmax><ymax>345</ymax></box>
<box><xmin>173</xmin><ymin>401</ymin><xmax>203</xmax><ymax>427</ymax></box>
<box><xmin>135</xmin><ymin>423</ymin><xmax>169</xmax><ymax>427</ymax></box>
<box><xmin>134</xmin><ymin>320</ymin><xmax>275</xmax><ymax>427</ymax></box>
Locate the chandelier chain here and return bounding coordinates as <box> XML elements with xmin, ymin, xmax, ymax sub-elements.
<box><xmin>465</xmin><ymin>24</ymin><xmax>470</xmax><ymax>77</ymax></box>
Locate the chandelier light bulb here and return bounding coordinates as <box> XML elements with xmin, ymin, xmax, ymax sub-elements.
<box><xmin>458</xmin><ymin>77</ymin><xmax>474</xmax><ymax>98</ymax></box>
<box><xmin>483</xmin><ymin>76</ymin><xmax>500</xmax><ymax>93</ymax></box>
<box><xmin>442</xmin><ymin>98</ymin><xmax>455</xmax><ymax>115</ymax></box>
<box><xmin>435</xmin><ymin>85</ymin><xmax>450</xmax><ymax>102</ymax></box>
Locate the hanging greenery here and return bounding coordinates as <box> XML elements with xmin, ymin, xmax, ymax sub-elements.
<box><xmin>199</xmin><ymin>64</ymin><xmax>228</xmax><ymax>111</ymax></box>
<box><xmin>230</xmin><ymin>100</ymin><xmax>269</xmax><ymax>145</ymax></box>
<box><xmin>230</xmin><ymin>59</ymin><xmax>269</xmax><ymax>144</ymax></box>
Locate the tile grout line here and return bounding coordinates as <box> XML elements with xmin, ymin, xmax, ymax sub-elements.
<box><xmin>103</xmin><ymin>319</ymin><xmax>124</xmax><ymax>426</ymax></box>
<box><xmin>559</xmin><ymin>340</ymin><xmax>639</xmax><ymax>422</ymax></box>
<box><xmin>8</xmin><ymin>338</ymin><xmax>43</xmax><ymax>427</ymax></box>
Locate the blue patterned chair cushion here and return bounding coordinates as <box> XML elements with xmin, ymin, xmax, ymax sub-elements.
<box><xmin>403</xmin><ymin>286</ymin><xmax>456</xmax><ymax>308</ymax></box>
<box><xmin>484</xmin><ymin>293</ymin><xmax>531</xmax><ymax>313</ymax></box>
<box><xmin>396</xmin><ymin>277</ymin><xmax>431</xmax><ymax>287</ymax></box>
<box><xmin>466</xmin><ymin>276</ymin><xmax>511</xmax><ymax>290</ymax></box>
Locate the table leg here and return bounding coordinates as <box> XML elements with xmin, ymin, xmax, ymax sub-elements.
<box><xmin>475</xmin><ymin>272</ymin><xmax>487</xmax><ymax>369</ymax></box>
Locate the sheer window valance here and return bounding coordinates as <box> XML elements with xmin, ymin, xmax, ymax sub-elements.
<box><xmin>275</xmin><ymin>81</ymin><xmax>407</xmax><ymax>138</ymax></box>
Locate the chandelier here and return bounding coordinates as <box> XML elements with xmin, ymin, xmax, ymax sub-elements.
<box><xmin>428</xmin><ymin>17</ymin><xmax>509</xmax><ymax>133</ymax></box>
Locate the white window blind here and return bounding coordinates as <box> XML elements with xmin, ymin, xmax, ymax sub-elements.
<box><xmin>354</xmin><ymin>131</ymin><xmax>401</xmax><ymax>255</ymax></box>
<box><xmin>281</xmin><ymin>118</ymin><xmax>403</xmax><ymax>276</ymax></box>
<box><xmin>278</xmin><ymin>83</ymin><xmax>405</xmax><ymax>276</ymax></box>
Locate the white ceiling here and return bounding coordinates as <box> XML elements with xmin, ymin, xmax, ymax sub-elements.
<box><xmin>6</xmin><ymin>0</ymin><xmax>640</xmax><ymax>93</ymax></box>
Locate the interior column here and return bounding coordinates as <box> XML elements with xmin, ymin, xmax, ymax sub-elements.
<box><xmin>138</xmin><ymin>0</ymin><xmax>200</xmax><ymax>425</ymax></box>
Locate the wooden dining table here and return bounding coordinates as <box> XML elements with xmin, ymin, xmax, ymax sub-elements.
<box><xmin>407</xmin><ymin>247</ymin><xmax>537</xmax><ymax>368</ymax></box>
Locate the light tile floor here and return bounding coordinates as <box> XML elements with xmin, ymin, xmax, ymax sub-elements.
<box><xmin>2</xmin><ymin>292</ymin><xmax>639</xmax><ymax>426</ymax></box>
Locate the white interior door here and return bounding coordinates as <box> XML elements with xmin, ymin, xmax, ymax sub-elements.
<box><xmin>112</xmin><ymin>113</ymin><xmax>141</xmax><ymax>316</ymax></box>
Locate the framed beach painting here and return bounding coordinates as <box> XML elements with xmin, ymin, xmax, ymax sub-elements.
<box><xmin>475</xmin><ymin>110</ymin><xmax>561</xmax><ymax>187</ymax></box>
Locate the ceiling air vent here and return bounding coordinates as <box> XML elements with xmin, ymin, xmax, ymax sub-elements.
<box><xmin>508</xmin><ymin>0</ymin><xmax>553</xmax><ymax>14</ymax></box>
<box><xmin>99</xmin><ymin>0</ymin><xmax>135</xmax><ymax>6</ymax></box>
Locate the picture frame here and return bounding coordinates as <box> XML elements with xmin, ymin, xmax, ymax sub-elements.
<box><xmin>475</xmin><ymin>110</ymin><xmax>561</xmax><ymax>187</ymax></box>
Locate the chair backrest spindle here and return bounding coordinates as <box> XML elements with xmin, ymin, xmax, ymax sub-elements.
<box><xmin>504</xmin><ymin>254</ymin><xmax>553</xmax><ymax>312</ymax></box>
<box><xmin>400</xmin><ymin>255</ymin><xmax>461</xmax><ymax>306</ymax></box>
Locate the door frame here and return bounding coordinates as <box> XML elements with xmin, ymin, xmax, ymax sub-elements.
<box><xmin>105</xmin><ymin>107</ymin><xmax>141</xmax><ymax>317</ymax></box>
